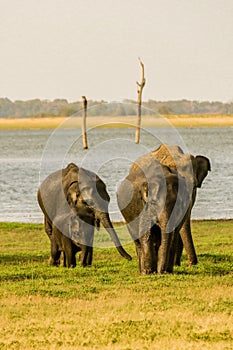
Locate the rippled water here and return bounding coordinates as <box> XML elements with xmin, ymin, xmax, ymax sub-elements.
<box><xmin>0</xmin><ymin>126</ymin><xmax>232</xmax><ymax>222</ymax></box>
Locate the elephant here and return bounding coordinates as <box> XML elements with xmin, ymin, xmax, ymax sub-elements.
<box><xmin>37</xmin><ymin>162</ymin><xmax>132</xmax><ymax>266</ymax></box>
<box><xmin>117</xmin><ymin>158</ymin><xmax>190</xmax><ymax>274</ymax></box>
<box><xmin>130</xmin><ymin>144</ymin><xmax>211</xmax><ymax>267</ymax></box>
<box><xmin>51</xmin><ymin>213</ymin><xmax>94</xmax><ymax>268</ymax></box>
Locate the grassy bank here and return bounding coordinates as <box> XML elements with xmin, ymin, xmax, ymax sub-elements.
<box><xmin>0</xmin><ymin>114</ymin><xmax>233</xmax><ymax>130</ymax></box>
<box><xmin>0</xmin><ymin>220</ymin><xmax>232</xmax><ymax>349</ymax></box>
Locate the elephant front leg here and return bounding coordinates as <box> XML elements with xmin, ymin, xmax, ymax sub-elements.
<box><xmin>80</xmin><ymin>246</ymin><xmax>93</xmax><ymax>267</ymax></box>
<box><xmin>63</xmin><ymin>237</ymin><xmax>76</xmax><ymax>268</ymax></box>
<box><xmin>140</xmin><ymin>232</ymin><xmax>157</xmax><ymax>274</ymax></box>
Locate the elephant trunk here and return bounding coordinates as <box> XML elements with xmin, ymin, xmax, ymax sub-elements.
<box><xmin>98</xmin><ymin>212</ymin><xmax>132</xmax><ymax>261</ymax></box>
<box><xmin>139</xmin><ymin>206</ymin><xmax>157</xmax><ymax>274</ymax></box>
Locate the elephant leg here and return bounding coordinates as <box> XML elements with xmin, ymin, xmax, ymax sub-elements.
<box><xmin>80</xmin><ymin>246</ymin><xmax>91</xmax><ymax>267</ymax></box>
<box><xmin>140</xmin><ymin>232</ymin><xmax>157</xmax><ymax>274</ymax></box>
<box><xmin>151</xmin><ymin>223</ymin><xmax>161</xmax><ymax>269</ymax></box>
<box><xmin>62</xmin><ymin>251</ymin><xmax>67</xmax><ymax>267</ymax></box>
<box><xmin>85</xmin><ymin>230</ymin><xmax>94</xmax><ymax>266</ymax></box>
<box><xmin>134</xmin><ymin>239</ymin><xmax>143</xmax><ymax>273</ymax></box>
<box><xmin>174</xmin><ymin>234</ymin><xmax>183</xmax><ymax>266</ymax></box>
<box><xmin>166</xmin><ymin>229</ymin><xmax>179</xmax><ymax>273</ymax></box>
<box><xmin>45</xmin><ymin>218</ymin><xmax>62</xmax><ymax>266</ymax></box>
<box><xmin>179</xmin><ymin>213</ymin><xmax>198</xmax><ymax>266</ymax></box>
<box><xmin>44</xmin><ymin>216</ymin><xmax>52</xmax><ymax>240</ymax></box>
<box><xmin>50</xmin><ymin>238</ymin><xmax>61</xmax><ymax>266</ymax></box>
<box><xmin>63</xmin><ymin>237</ymin><xmax>76</xmax><ymax>268</ymax></box>
<box><xmin>86</xmin><ymin>247</ymin><xmax>93</xmax><ymax>266</ymax></box>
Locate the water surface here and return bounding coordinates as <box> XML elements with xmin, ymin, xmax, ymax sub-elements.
<box><xmin>0</xmin><ymin>127</ymin><xmax>232</xmax><ymax>222</ymax></box>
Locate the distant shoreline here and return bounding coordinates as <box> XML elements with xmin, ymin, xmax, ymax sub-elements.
<box><xmin>0</xmin><ymin>114</ymin><xmax>233</xmax><ymax>129</ymax></box>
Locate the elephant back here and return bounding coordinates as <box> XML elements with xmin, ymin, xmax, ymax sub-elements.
<box><xmin>151</xmin><ymin>144</ymin><xmax>194</xmax><ymax>175</ymax></box>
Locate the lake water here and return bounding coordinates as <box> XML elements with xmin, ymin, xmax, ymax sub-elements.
<box><xmin>0</xmin><ymin>124</ymin><xmax>233</xmax><ymax>222</ymax></box>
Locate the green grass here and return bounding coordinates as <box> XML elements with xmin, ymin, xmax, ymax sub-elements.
<box><xmin>0</xmin><ymin>221</ymin><xmax>232</xmax><ymax>349</ymax></box>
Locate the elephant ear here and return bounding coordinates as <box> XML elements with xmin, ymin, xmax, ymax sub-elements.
<box><xmin>62</xmin><ymin>163</ymin><xmax>79</xmax><ymax>195</ymax></box>
<box><xmin>195</xmin><ymin>156</ymin><xmax>211</xmax><ymax>188</ymax></box>
<box><xmin>67</xmin><ymin>182</ymin><xmax>80</xmax><ymax>207</ymax></box>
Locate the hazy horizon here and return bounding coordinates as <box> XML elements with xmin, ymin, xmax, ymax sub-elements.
<box><xmin>1</xmin><ymin>0</ymin><xmax>232</xmax><ymax>103</ymax></box>
<box><xmin>1</xmin><ymin>96</ymin><xmax>232</xmax><ymax>104</ymax></box>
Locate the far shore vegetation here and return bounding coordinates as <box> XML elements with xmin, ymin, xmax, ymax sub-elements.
<box><xmin>1</xmin><ymin>98</ymin><xmax>233</xmax><ymax>118</ymax></box>
<box><xmin>0</xmin><ymin>220</ymin><xmax>232</xmax><ymax>349</ymax></box>
<box><xmin>0</xmin><ymin>114</ymin><xmax>233</xmax><ymax>130</ymax></box>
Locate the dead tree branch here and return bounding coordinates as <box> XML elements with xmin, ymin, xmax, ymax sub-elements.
<box><xmin>82</xmin><ymin>96</ymin><xmax>88</xmax><ymax>149</ymax></box>
<box><xmin>135</xmin><ymin>58</ymin><xmax>146</xmax><ymax>144</ymax></box>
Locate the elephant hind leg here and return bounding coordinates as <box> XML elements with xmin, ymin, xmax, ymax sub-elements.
<box><xmin>50</xmin><ymin>240</ymin><xmax>61</xmax><ymax>266</ymax></box>
<box><xmin>166</xmin><ymin>229</ymin><xmax>179</xmax><ymax>273</ymax></box>
<box><xmin>179</xmin><ymin>214</ymin><xmax>198</xmax><ymax>267</ymax></box>
<box><xmin>86</xmin><ymin>247</ymin><xmax>93</xmax><ymax>266</ymax></box>
<box><xmin>44</xmin><ymin>216</ymin><xmax>52</xmax><ymax>240</ymax></box>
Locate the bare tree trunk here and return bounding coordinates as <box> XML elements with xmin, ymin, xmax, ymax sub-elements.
<box><xmin>82</xmin><ymin>96</ymin><xmax>88</xmax><ymax>149</ymax></box>
<box><xmin>135</xmin><ymin>58</ymin><xmax>146</xmax><ymax>144</ymax></box>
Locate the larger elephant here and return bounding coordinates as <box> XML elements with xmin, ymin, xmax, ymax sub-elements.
<box><xmin>130</xmin><ymin>144</ymin><xmax>211</xmax><ymax>266</ymax></box>
<box><xmin>37</xmin><ymin>163</ymin><xmax>132</xmax><ymax>265</ymax></box>
<box><xmin>117</xmin><ymin>159</ymin><xmax>190</xmax><ymax>274</ymax></box>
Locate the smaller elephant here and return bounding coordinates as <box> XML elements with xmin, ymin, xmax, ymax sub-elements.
<box><xmin>37</xmin><ymin>163</ymin><xmax>132</xmax><ymax>265</ymax></box>
<box><xmin>51</xmin><ymin>213</ymin><xmax>94</xmax><ymax>268</ymax></box>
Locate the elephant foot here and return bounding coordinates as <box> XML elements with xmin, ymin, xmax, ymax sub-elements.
<box><xmin>188</xmin><ymin>258</ymin><xmax>198</xmax><ymax>267</ymax></box>
<box><xmin>158</xmin><ymin>271</ymin><xmax>172</xmax><ymax>275</ymax></box>
<box><xmin>49</xmin><ymin>257</ymin><xmax>60</xmax><ymax>266</ymax></box>
<box><xmin>141</xmin><ymin>268</ymin><xmax>157</xmax><ymax>275</ymax></box>
<box><xmin>157</xmin><ymin>267</ymin><xmax>173</xmax><ymax>274</ymax></box>
<box><xmin>165</xmin><ymin>267</ymin><xmax>174</xmax><ymax>274</ymax></box>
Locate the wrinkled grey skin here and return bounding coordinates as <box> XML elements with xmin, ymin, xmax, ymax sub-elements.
<box><xmin>51</xmin><ymin>213</ymin><xmax>94</xmax><ymax>268</ymax></box>
<box><xmin>117</xmin><ymin>159</ymin><xmax>190</xmax><ymax>274</ymax></box>
<box><xmin>38</xmin><ymin>163</ymin><xmax>132</xmax><ymax>266</ymax></box>
<box><xmin>130</xmin><ymin>144</ymin><xmax>211</xmax><ymax>267</ymax></box>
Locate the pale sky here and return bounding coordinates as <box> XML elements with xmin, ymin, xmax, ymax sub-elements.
<box><xmin>1</xmin><ymin>0</ymin><xmax>232</xmax><ymax>102</ymax></box>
